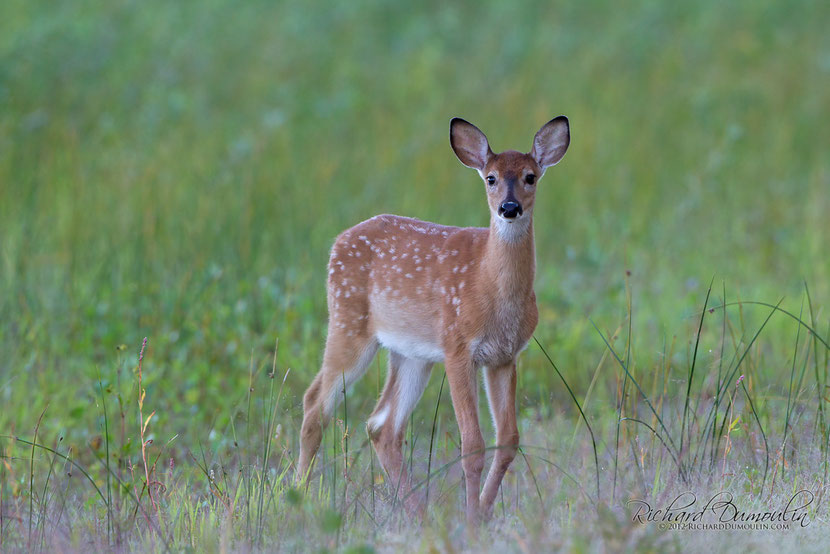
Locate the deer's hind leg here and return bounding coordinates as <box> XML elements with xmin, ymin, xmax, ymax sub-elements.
<box><xmin>297</xmin><ymin>329</ymin><xmax>378</xmax><ymax>483</ymax></box>
<box><xmin>367</xmin><ymin>351</ymin><xmax>433</xmax><ymax>512</ymax></box>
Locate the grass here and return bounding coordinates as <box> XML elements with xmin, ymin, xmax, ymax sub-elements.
<box><xmin>1</xmin><ymin>0</ymin><xmax>830</xmax><ymax>551</ymax></box>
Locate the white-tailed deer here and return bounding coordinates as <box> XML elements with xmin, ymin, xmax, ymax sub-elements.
<box><xmin>297</xmin><ymin>116</ymin><xmax>570</xmax><ymax>523</ymax></box>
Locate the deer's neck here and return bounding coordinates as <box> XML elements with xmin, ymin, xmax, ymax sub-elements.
<box><xmin>482</xmin><ymin>214</ymin><xmax>536</xmax><ymax>299</ymax></box>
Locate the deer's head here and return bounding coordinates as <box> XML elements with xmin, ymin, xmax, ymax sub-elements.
<box><xmin>450</xmin><ymin>117</ymin><xmax>570</xmax><ymax>238</ymax></box>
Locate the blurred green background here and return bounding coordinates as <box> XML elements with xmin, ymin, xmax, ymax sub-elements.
<box><xmin>1</xmin><ymin>0</ymin><xmax>829</xmax><ymax>454</ymax></box>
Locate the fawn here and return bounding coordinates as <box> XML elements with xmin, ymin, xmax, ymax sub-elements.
<box><xmin>297</xmin><ymin>116</ymin><xmax>570</xmax><ymax>523</ymax></box>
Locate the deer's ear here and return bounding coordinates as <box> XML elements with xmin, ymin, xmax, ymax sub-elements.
<box><xmin>531</xmin><ymin>116</ymin><xmax>570</xmax><ymax>170</ymax></box>
<box><xmin>450</xmin><ymin>118</ymin><xmax>492</xmax><ymax>171</ymax></box>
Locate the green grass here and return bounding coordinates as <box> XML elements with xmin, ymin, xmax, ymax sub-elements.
<box><xmin>1</xmin><ymin>0</ymin><xmax>830</xmax><ymax>551</ymax></box>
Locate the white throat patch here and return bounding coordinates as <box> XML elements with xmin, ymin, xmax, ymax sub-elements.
<box><xmin>493</xmin><ymin>215</ymin><xmax>531</xmax><ymax>243</ymax></box>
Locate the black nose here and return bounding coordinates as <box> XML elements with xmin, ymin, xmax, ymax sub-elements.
<box><xmin>498</xmin><ymin>201</ymin><xmax>523</xmax><ymax>219</ymax></box>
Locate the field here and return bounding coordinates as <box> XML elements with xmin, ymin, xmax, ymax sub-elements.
<box><xmin>1</xmin><ymin>0</ymin><xmax>830</xmax><ymax>551</ymax></box>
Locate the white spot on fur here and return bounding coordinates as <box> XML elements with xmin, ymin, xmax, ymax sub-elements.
<box><xmin>367</xmin><ymin>405</ymin><xmax>389</xmax><ymax>435</ymax></box>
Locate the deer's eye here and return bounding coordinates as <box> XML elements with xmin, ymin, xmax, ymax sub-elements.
<box><xmin>525</xmin><ymin>174</ymin><xmax>536</xmax><ymax>185</ymax></box>
<box><xmin>486</xmin><ymin>175</ymin><xmax>496</xmax><ymax>186</ymax></box>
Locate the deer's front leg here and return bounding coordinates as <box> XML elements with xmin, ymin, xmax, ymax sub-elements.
<box><xmin>444</xmin><ymin>354</ymin><xmax>485</xmax><ymax>524</ymax></box>
<box><xmin>480</xmin><ymin>361</ymin><xmax>519</xmax><ymax>518</ymax></box>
